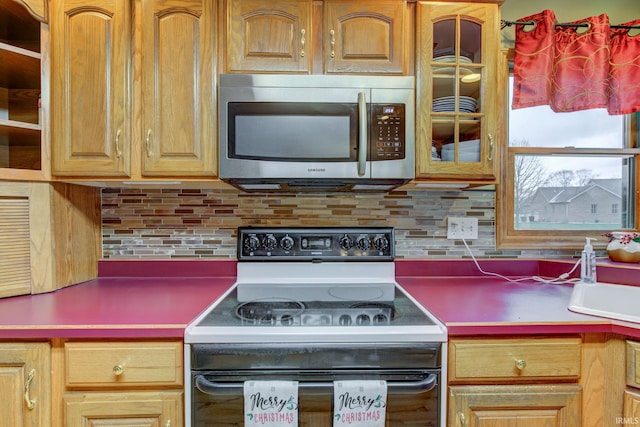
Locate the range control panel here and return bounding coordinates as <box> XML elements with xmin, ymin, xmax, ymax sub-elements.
<box><xmin>238</xmin><ymin>227</ymin><xmax>394</xmax><ymax>261</ymax></box>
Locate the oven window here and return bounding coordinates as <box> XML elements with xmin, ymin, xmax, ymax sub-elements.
<box><xmin>229</xmin><ymin>103</ymin><xmax>359</xmax><ymax>161</ymax></box>
<box><xmin>192</xmin><ymin>371</ymin><xmax>440</xmax><ymax>426</ymax></box>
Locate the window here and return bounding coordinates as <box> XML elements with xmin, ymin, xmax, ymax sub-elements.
<box><xmin>497</xmin><ymin>71</ymin><xmax>639</xmax><ymax>250</ymax></box>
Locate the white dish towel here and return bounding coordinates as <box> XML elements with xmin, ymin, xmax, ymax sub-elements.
<box><xmin>333</xmin><ymin>380</ymin><xmax>388</xmax><ymax>427</ymax></box>
<box><xmin>244</xmin><ymin>380</ymin><xmax>299</xmax><ymax>427</ymax></box>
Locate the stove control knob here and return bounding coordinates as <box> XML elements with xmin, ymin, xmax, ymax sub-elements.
<box><xmin>373</xmin><ymin>313</ymin><xmax>388</xmax><ymax>325</ymax></box>
<box><xmin>373</xmin><ymin>235</ymin><xmax>389</xmax><ymax>251</ymax></box>
<box><xmin>262</xmin><ymin>234</ymin><xmax>278</xmax><ymax>250</ymax></box>
<box><xmin>339</xmin><ymin>235</ymin><xmax>354</xmax><ymax>251</ymax></box>
<box><xmin>356</xmin><ymin>314</ymin><xmax>371</xmax><ymax>325</ymax></box>
<box><xmin>338</xmin><ymin>315</ymin><xmax>352</xmax><ymax>326</ymax></box>
<box><xmin>245</xmin><ymin>235</ymin><xmax>260</xmax><ymax>252</ymax></box>
<box><xmin>280</xmin><ymin>314</ymin><xmax>294</xmax><ymax>326</ymax></box>
<box><xmin>280</xmin><ymin>235</ymin><xmax>294</xmax><ymax>251</ymax></box>
<box><xmin>355</xmin><ymin>235</ymin><xmax>371</xmax><ymax>251</ymax></box>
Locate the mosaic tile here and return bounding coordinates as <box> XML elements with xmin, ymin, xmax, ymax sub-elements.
<box><xmin>101</xmin><ymin>188</ymin><xmax>575</xmax><ymax>260</ymax></box>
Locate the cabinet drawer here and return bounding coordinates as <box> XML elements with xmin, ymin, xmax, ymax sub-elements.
<box><xmin>449</xmin><ymin>337</ymin><xmax>581</xmax><ymax>382</ymax></box>
<box><xmin>65</xmin><ymin>341</ymin><xmax>183</xmax><ymax>388</ymax></box>
<box><xmin>628</xmin><ymin>340</ymin><xmax>640</xmax><ymax>389</ymax></box>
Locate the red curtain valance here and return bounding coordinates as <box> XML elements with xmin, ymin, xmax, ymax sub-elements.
<box><xmin>609</xmin><ymin>18</ymin><xmax>640</xmax><ymax>115</ymax></box>
<box><xmin>512</xmin><ymin>10</ymin><xmax>640</xmax><ymax>115</ymax></box>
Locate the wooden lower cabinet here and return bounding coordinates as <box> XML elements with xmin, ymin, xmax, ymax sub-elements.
<box><xmin>448</xmin><ymin>337</ymin><xmax>583</xmax><ymax>426</ymax></box>
<box><xmin>0</xmin><ymin>342</ymin><xmax>51</xmax><ymax>427</ymax></box>
<box><xmin>624</xmin><ymin>389</ymin><xmax>640</xmax><ymax>422</ymax></box>
<box><xmin>53</xmin><ymin>339</ymin><xmax>184</xmax><ymax>427</ymax></box>
<box><xmin>64</xmin><ymin>391</ymin><xmax>183</xmax><ymax>427</ymax></box>
<box><xmin>449</xmin><ymin>384</ymin><xmax>582</xmax><ymax>427</ymax></box>
<box><xmin>625</xmin><ymin>340</ymin><xmax>640</xmax><ymax>424</ymax></box>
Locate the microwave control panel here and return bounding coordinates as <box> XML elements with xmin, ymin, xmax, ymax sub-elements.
<box><xmin>371</xmin><ymin>104</ymin><xmax>406</xmax><ymax>161</ymax></box>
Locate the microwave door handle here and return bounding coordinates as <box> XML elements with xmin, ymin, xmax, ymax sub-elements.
<box><xmin>357</xmin><ymin>91</ymin><xmax>367</xmax><ymax>176</ymax></box>
<box><xmin>195</xmin><ymin>373</ymin><xmax>437</xmax><ymax>396</ymax></box>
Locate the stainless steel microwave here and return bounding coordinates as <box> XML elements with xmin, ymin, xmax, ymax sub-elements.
<box><xmin>218</xmin><ymin>74</ymin><xmax>415</xmax><ymax>192</ymax></box>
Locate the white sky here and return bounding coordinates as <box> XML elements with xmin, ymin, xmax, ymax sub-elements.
<box><xmin>508</xmin><ymin>78</ymin><xmax>626</xmax><ymax>180</ymax></box>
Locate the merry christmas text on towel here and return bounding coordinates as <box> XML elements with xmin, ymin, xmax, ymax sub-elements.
<box><xmin>244</xmin><ymin>380</ymin><xmax>299</xmax><ymax>427</ymax></box>
<box><xmin>333</xmin><ymin>380</ymin><xmax>387</xmax><ymax>427</ymax></box>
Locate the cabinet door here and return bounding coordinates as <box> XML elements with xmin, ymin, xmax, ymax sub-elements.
<box><xmin>0</xmin><ymin>183</ymin><xmax>32</xmax><ymax>297</ymax></box>
<box><xmin>140</xmin><ymin>0</ymin><xmax>217</xmax><ymax>176</ymax></box>
<box><xmin>324</xmin><ymin>0</ymin><xmax>407</xmax><ymax>75</ymax></box>
<box><xmin>64</xmin><ymin>391</ymin><xmax>182</xmax><ymax>427</ymax></box>
<box><xmin>624</xmin><ymin>389</ymin><xmax>640</xmax><ymax>423</ymax></box>
<box><xmin>449</xmin><ymin>385</ymin><xmax>582</xmax><ymax>427</ymax></box>
<box><xmin>226</xmin><ymin>0</ymin><xmax>312</xmax><ymax>73</ymax></box>
<box><xmin>0</xmin><ymin>342</ymin><xmax>50</xmax><ymax>427</ymax></box>
<box><xmin>51</xmin><ymin>0</ymin><xmax>131</xmax><ymax>176</ymax></box>
<box><xmin>416</xmin><ymin>2</ymin><xmax>500</xmax><ymax>181</ymax></box>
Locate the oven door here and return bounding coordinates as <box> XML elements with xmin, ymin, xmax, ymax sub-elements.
<box><xmin>192</xmin><ymin>369</ymin><xmax>440</xmax><ymax>426</ymax></box>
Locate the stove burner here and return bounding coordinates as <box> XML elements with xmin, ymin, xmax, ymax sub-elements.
<box><xmin>235</xmin><ymin>299</ymin><xmax>305</xmax><ymax>325</ymax></box>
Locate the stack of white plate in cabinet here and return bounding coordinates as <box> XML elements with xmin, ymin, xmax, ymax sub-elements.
<box><xmin>441</xmin><ymin>139</ymin><xmax>480</xmax><ymax>162</ymax></box>
<box><xmin>432</xmin><ymin>55</ymin><xmax>474</xmax><ymax>76</ymax></box>
<box><xmin>432</xmin><ymin>96</ymin><xmax>477</xmax><ymax>113</ymax></box>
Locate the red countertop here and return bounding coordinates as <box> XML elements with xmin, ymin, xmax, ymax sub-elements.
<box><xmin>0</xmin><ymin>259</ymin><xmax>638</xmax><ymax>340</ymax></box>
<box><xmin>0</xmin><ymin>260</ymin><xmax>237</xmax><ymax>339</ymax></box>
<box><xmin>396</xmin><ymin>259</ymin><xmax>640</xmax><ymax>338</ymax></box>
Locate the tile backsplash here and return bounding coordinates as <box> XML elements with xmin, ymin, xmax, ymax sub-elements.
<box><xmin>101</xmin><ymin>187</ymin><xmax>577</xmax><ymax>259</ymax></box>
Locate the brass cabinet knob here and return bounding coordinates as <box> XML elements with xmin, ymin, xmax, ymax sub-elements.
<box><xmin>515</xmin><ymin>359</ymin><xmax>527</xmax><ymax>370</ymax></box>
<box><xmin>113</xmin><ymin>364</ymin><xmax>124</xmax><ymax>376</ymax></box>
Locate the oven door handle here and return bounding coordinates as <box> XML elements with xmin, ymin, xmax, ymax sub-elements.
<box><xmin>195</xmin><ymin>373</ymin><xmax>437</xmax><ymax>396</ymax></box>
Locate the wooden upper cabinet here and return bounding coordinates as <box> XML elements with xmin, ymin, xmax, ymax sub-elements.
<box><xmin>224</xmin><ymin>0</ymin><xmax>409</xmax><ymax>75</ymax></box>
<box><xmin>226</xmin><ymin>0</ymin><xmax>312</xmax><ymax>73</ymax></box>
<box><xmin>0</xmin><ymin>0</ymin><xmax>49</xmax><ymax>180</ymax></box>
<box><xmin>139</xmin><ymin>0</ymin><xmax>216</xmax><ymax>176</ymax></box>
<box><xmin>11</xmin><ymin>0</ymin><xmax>48</xmax><ymax>22</ymax></box>
<box><xmin>51</xmin><ymin>0</ymin><xmax>131</xmax><ymax>177</ymax></box>
<box><xmin>415</xmin><ymin>2</ymin><xmax>501</xmax><ymax>182</ymax></box>
<box><xmin>324</xmin><ymin>0</ymin><xmax>407</xmax><ymax>74</ymax></box>
<box><xmin>51</xmin><ymin>0</ymin><xmax>217</xmax><ymax>178</ymax></box>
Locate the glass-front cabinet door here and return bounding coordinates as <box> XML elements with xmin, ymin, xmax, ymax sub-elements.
<box><xmin>416</xmin><ymin>2</ymin><xmax>501</xmax><ymax>182</ymax></box>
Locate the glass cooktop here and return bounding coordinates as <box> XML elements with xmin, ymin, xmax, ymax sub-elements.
<box><xmin>195</xmin><ymin>285</ymin><xmax>437</xmax><ymax>328</ymax></box>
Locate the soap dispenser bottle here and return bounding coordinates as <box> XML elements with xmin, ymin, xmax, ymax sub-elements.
<box><xmin>580</xmin><ymin>237</ymin><xmax>597</xmax><ymax>283</ymax></box>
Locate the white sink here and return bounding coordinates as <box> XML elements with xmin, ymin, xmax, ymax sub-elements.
<box><xmin>568</xmin><ymin>281</ymin><xmax>640</xmax><ymax>324</ymax></box>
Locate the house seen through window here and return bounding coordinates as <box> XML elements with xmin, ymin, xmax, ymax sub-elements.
<box><xmin>498</xmin><ymin>75</ymin><xmax>639</xmax><ymax>249</ymax></box>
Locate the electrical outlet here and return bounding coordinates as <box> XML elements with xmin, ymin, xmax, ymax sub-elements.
<box><xmin>447</xmin><ymin>217</ymin><xmax>478</xmax><ymax>240</ymax></box>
